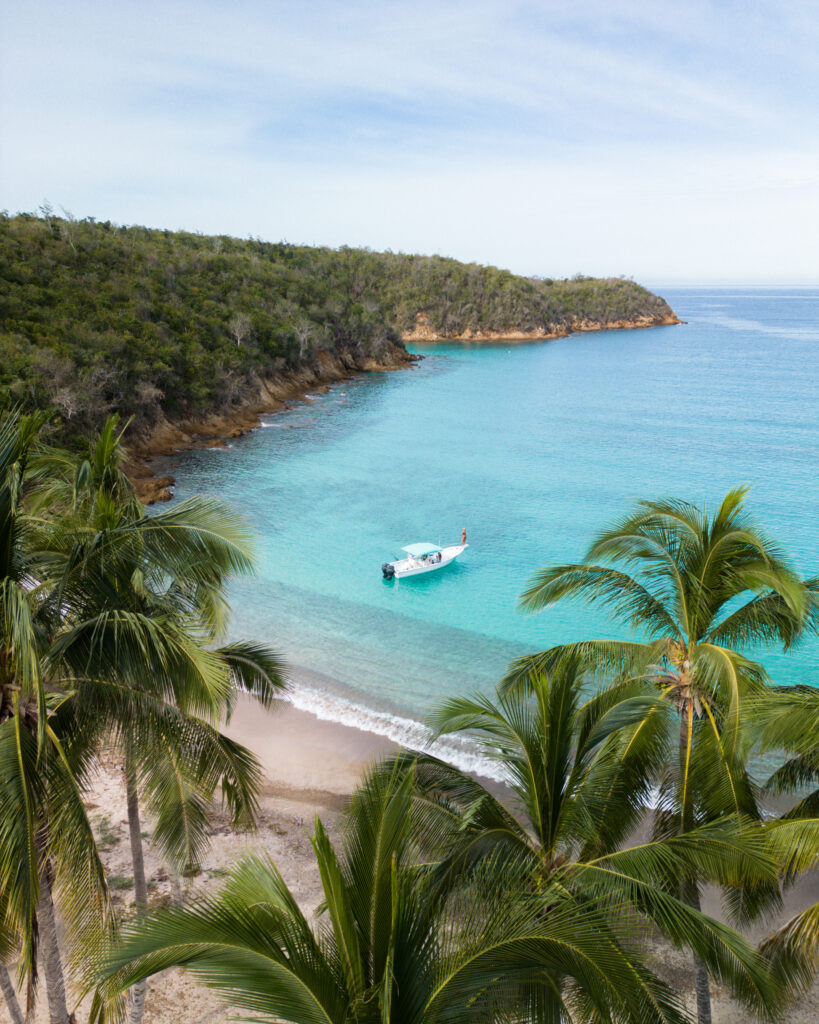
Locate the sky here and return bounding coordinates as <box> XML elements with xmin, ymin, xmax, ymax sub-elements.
<box><xmin>2</xmin><ymin>1</ymin><xmax>818</xmax><ymax>284</ymax></box>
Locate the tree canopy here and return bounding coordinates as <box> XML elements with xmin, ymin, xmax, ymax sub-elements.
<box><xmin>0</xmin><ymin>211</ymin><xmax>675</xmax><ymax>442</ymax></box>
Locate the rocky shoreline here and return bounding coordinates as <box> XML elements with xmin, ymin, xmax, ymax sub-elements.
<box><xmin>127</xmin><ymin>313</ymin><xmax>680</xmax><ymax>503</ymax></box>
<box><xmin>126</xmin><ymin>344</ymin><xmax>417</xmax><ymax>503</ymax></box>
<box><xmin>401</xmin><ymin>311</ymin><xmax>681</xmax><ymax>343</ymax></box>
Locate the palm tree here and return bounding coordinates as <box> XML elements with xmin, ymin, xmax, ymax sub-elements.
<box><xmin>0</xmin><ymin>408</ymin><xmax>112</xmax><ymax>1024</ymax></box>
<box><xmin>0</xmin><ymin>411</ymin><xmax>284</xmax><ymax>1024</ymax></box>
<box><xmin>384</xmin><ymin>662</ymin><xmax>782</xmax><ymax>1021</ymax></box>
<box><xmin>99</xmin><ymin>764</ymin><xmax>714</xmax><ymax>1024</ymax></box>
<box><xmin>505</xmin><ymin>488</ymin><xmax>817</xmax><ymax>1023</ymax></box>
<box><xmin>36</xmin><ymin>417</ymin><xmax>286</xmax><ymax>1024</ymax></box>
<box><xmin>753</xmin><ymin>687</ymin><xmax>819</xmax><ymax>990</ymax></box>
<box><xmin>0</xmin><ymin>654</ymin><xmax>113</xmax><ymax>1024</ymax></box>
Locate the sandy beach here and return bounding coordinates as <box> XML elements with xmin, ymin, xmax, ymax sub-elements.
<box><xmin>223</xmin><ymin>694</ymin><xmax>399</xmax><ymax>797</ymax></box>
<box><xmin>16</xmin><ymin>693</ymin><xmax>818</xmax><ymax>1024</ymax></box>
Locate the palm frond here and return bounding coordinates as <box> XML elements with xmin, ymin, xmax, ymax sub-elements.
<box><xmin>130</xmin><ymin>497</ymin><xmax>256</xmax><ymax>582</ymax></box>
<box><xmin>0</xmin><ymin>710</ymin><xmax>42</xmax><ymax>983</ymax></box>
<box><xmin>501</xmin><ymin>639</ymin><xmax>664</xmax><ymax>694</ymax></box>
<box><xmin>519</xmin><ymin>564</ymin><xmax>682</xmax><ymax>640</ymax></box>
<box><xmin>216</xmin><ymin>641</ymin><xmax>287</xmax><ymax>714</ymax></box>
<box><xmin>707</xmin><ymin>583</ymin><xmax>813</xmax><ymax>650</ymax></box>
<box><xmin>760</xmin><ymin>901</ymin><xmax>819</xmax><ymax>999</ymax></box>
<box><xmin>51</xmin><ymin>609</ymin><xmax>231</xmax><ymax>720</ymax></box>
<box><xmin>100</xmin><ymin>855</ymin><xmax>345</xmax><ymax>1024</ymax></box>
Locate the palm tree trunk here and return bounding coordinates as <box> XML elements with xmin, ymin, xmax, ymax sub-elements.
<box><xmin>124</xmin><ymin>753</ymin><xmax>148</xmax><ymax>1024</ymax></box>
<box><xmin>37</xmin><ymin>862</ymin><xmax>74</xmax><ymax>1024</ymax></box>
<box><xmin>683</xmin><ymin>882</ymin><xmax>712</xmax><ymax>1024</ymax></box>
<box><xmin>170</xmin><ymin>869</ymin><xmax>184</xmax><ymax>906</ymax></box>
<box><xmin>0</xmin><ymin>964</ymin><xmax>24</xmax><ymax>1024</ymax></box>
<box><xmin>678</xmin><ymin>709</ymin><xmax>712</xmax><ymax>1024</ymax></box>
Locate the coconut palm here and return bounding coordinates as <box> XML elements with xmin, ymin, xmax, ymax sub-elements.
<box><xmin>504</xmin><ymin>488</ymin><xmax>818</xmax><ymax>1023</ymax></box>
<box><xmin>36</xmin><ymin>416</ymin><xmax>286</xmax><ymax>1024</ymax></box>
<box><xmin>0</xmin><ymin>408</ymin><xmax>114</xmax><ymax>1024</ymax></box>
<box><xmin>99</xmin><ymin>763</ymin><xmax>714</xmax><ymax>1024</ymax></box>
<box><xmin>0</xmin><ymin>411</ymin><xmax>284</xmax><ymax>1024</ymax></box>
<box><xmin>0</xmin><ymin>670</ymin><xmax>113</xmax><ymax>1024</ymax></box>
<box><xmin>384</xmin><ymin>662</ymin><xmax>782</xmax><ymax>1021</ymax></box>
<box><xmin>752</xmin><ymin>687</ymin><xmax>819</xmax><ymax>989</ymax></box>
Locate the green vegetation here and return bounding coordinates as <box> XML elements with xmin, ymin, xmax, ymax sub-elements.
<box><xmin>99</xmin><ymin>762</ymin><xmax>767</xmax><ymax>1024</ymax></box>
<box><xmin>374</xmin><ymin>665</ymin><xmax>785</xmax><ymax>1022</ymax></box>
<box><xmin>1</xmin><ymin>411</ymin><xmax>817</xmax><ymax>1024</ymax></box>
<box><xmin>0</xmin><ymin>211</ymin><xmax>675</xmax><ymax>441</ymax></box>
<box><xmin>106</xmin><ymin>877</ymin><xmax>134</xmax><ymax>893</ymax></box>
<box><xmin>504</xmin><ymin>488</ymin><xmax>819</xmax><ymax>1023</ymax></box>
<box><xmin>93</xmin><ymin>816</ymin><xmax>120</xmax><ymax>853</ymax></box>
<box><xmin>0</xmin><ymin>409</ymin><xmax>283</xmax><ymax>1024</ymax></box>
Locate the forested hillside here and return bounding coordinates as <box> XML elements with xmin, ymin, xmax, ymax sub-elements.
<box><xmin>0</xmin><ymin>211</ymin><xmax>676</xmax><ymax>441</ymax></box>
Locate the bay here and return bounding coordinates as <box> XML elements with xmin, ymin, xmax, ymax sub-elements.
<box><xmin>158</xmin><ymin>289</ymin><xmax>819</xmax><ymax>752</ymax></box>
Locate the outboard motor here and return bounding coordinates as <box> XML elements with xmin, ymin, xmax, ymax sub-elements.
<box><xmin>382</xmin><ymin>562</ymin><xmax>396</xmax><ymax>579</ymax></box>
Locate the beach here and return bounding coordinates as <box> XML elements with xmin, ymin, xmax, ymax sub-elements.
<box><xmin>23</xmin><ymin>692</ymin><xmax>807</xmax><ymax>1024</ymax></box>
<box><xmin>48</xmin><ymin>698</ymin><xmax>388</xmax><ymax>1024</ymax></box>
<box><xmin>18</xmin><ymin>289</ymin><xmax>819</xmax><ymax>1022</ymax></box>
<box><xmin>224</xmin><ymin>693</ymin><xmax>399</xmax><ymax>796</ymax></box>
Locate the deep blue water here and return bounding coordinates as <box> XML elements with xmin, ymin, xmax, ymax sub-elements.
<box><xmin>159</xmin><ymin>290</ymin><xmax>819</xmax><ymax>758</ymax></box>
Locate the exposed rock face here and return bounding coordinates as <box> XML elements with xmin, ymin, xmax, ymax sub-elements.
<box><xmin>401</xmin><ymin>310</ymin><xmax>680</xmax><ymax>343</ymax></box>
<box><xmin>126</xmin><ymin>343</ymin><xmax>417</xmax><ymax>504</ymax></box>
<box><xmin>127</xmin><ymin>308</ymin><xmax>681</xmax><ymax>504</ymax></box>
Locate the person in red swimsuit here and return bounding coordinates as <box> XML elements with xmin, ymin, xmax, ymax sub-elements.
<box><xmin>461</xmin><ymin>527</ymin><xmax>467</xmax><ymax>546</ymax></box>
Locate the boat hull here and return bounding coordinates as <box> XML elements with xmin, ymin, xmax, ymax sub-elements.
<box><xmin>385</xmin><ymin>544</ymin><xmax>468</xmax><ymax>579</ymax></box>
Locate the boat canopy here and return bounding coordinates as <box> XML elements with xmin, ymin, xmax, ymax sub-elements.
<box><xmin>401</xmin><ymin>542</ymin><xmax>441</xmax><ymax>557</ymax></box>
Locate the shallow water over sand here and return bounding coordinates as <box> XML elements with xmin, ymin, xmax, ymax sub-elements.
<box><xmin>158</xmin><ymin>289</ymin><xmax>819</xmax><ymax>762</ymax></box>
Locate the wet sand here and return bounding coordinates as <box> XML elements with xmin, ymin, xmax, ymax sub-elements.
<box><xmin>224</xmin><ymin>695</ymin><xmax>399</xmax><ymax>797</ymax></box>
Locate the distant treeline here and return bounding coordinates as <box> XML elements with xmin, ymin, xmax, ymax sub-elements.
<box><xmin>0</xmin><ymin>211</ymin><xmax>675</xmax><ymax>439</ymax></box>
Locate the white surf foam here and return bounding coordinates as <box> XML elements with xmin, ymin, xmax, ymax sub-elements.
<box><xmin>285</xmin><ymin>682</ymin><xmax>509</xmax><ymax>784</ymax></box>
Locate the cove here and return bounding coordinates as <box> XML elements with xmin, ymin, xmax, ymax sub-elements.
<box><xmin>156</xmin><ymin>289</ymin><xmax>819</xmax><ymax>745</ymax></box>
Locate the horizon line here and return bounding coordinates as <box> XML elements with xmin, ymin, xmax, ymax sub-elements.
<box><xmin>5</xmin><ymin>208</ymin><xmax>819</xmax><ymax>291</ymax></box>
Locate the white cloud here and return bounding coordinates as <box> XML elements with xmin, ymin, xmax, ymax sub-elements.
<box><xmin>1</xmin><ymin>0</ymin><xmax>817</xmax><ymax>282</ymax></box>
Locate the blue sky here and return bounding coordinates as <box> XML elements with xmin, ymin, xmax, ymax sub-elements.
<box><xmin>2</xmin><ymin>1</ymin><xmax>817</xmax><ymax>283</ymax></box>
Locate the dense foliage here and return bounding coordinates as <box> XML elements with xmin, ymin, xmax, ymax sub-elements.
<box><xmin>507</xmin><ymin>488</ymin><xmax>819</xmax><ymax>1023</ymax></box>
<box><xmin>0</xmin><ymin>411</ymin><xmax>283</xmax><ymax>1024</ymax></box>
<box><xmin>0</xmin><ymin>423</ymin><xmax>817</xmax><ymax>1023</ymax></box>
<box><xmin>0</xmin><ymin>211</ymin><xmax>674</xmax><ymax>440</ymax></box>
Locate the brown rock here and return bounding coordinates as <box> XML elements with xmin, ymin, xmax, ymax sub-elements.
<box><xmin>124</xmin><ymin>342</ymin><xmax>417</xmax><ymax>503</ymax></box>
<box><xmin>401</xmin><ymin>311</ymin><xmax>681</xmax><ymax>343</ymax></box>
<box><xmin>133</xmin><ymin>475</ymin><xmax>175</xmax><ymax>505</ymax></box>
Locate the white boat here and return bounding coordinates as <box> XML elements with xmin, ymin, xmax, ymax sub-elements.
<box><xmin>382</xmin><ymin>541</ymin><xmax>468</xmax><ymax>579</ymax></box>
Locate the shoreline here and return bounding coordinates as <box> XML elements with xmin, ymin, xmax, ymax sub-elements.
<box><xmin>227</xmin><ymin>661</ymin><xmax>510</xmax><ymax>789</ymax></box>
<box><xmin>53</xmin><ymin>672</ymin><xmax>817</xmax><ymax>1024</ymax></box>
<box><xmin>401</xmin><ymin>311</ymin><xmax>681</xmax><ymax>343</ymax></box>
<box><xmin>126</xmin><ymin>344</ymin><xmax>418</xmax><ymax>503</ymax></box>
<box><xmin>224</xmin><ymin>694</ymin><xmax>400</xmax><ymax>800</ymax></box>
<box><xmin>126</xmin><ymin>314</ymin><xmax>680</xmax><ymax>502</ymax></box>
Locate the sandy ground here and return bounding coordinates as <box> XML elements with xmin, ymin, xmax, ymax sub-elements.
<box><xmin>12</xmin><ymin>697</ymin><xmax>819</xmax><ymax>1024</ymax></box>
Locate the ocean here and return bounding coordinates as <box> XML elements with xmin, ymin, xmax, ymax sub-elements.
<box><xmin>157</xmin><ymin>289</ymin><xmax>819</xmax><ymax>773</ymax></box>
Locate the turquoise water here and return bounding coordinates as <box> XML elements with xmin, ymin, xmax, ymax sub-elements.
<box><xmin>160</xmin><ymin>289</ymin><xmax>819</xmax><ymax>757</ymax></box>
